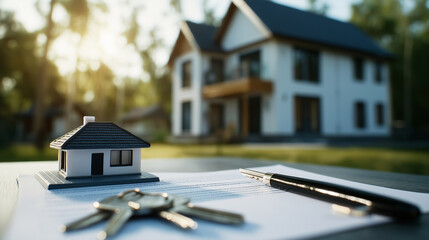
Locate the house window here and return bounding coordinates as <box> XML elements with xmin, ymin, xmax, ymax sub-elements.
<box><xmin>353</xmin><ymin>57</ymin><xmax>364</xmax><ymax>81</ymax></box>
<box><xmin>240</xmin><ymin>50</ymin><xmax>261</xmax><ymax>78</ymax></box>
<box><xmin>182</xmin><ymin>101</ymin><xmax>191</xmax><ymax>132</ymax></box>
<box><xmin>61</xmin><ymin>150</ymin><xmax>66</xmax><ymax>172</ymax></box>
<box><xmin>375</xmin><ymin>61</ymin><xmax>382</xmax><ymax>83</ymax></box>
<box><xmin>375</xmin><ymin>103</ymin><xmax>385</xmax><ymax>126</ymax></box>
<box><xmin>182</xmin><ymin>60</ymin><xmax>192</xmax><ymax>88</ymax></box>
<box><xmin>355</xmin><ymin>101</ymin><xmax>366</xmax><ymax>129</ymax></box>
<box><xmin>206</xmin><ymin>58</ymin><xmax>224</xmax><ymax>85</ymax></box>
<box><xmin>110</xmin><ymin>150</ymin><xmax>133</xmax><ymax>167</ymax></box>
<box><xmin>294</xmin><ymin>48</ymin><xmax>319</xmax><ymax>83</ymax></box>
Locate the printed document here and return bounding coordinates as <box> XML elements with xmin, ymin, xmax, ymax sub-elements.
<box><xmin>6</xmin><ymin>165</ymin><xmax>429</xmax><ymax>239</ymax></box>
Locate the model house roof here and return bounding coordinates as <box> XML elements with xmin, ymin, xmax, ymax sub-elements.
<box><xmin>179</xmin><ymin>0</ymin><xmax>391</xmax><ymax>58</ymax></box>
<box><xmin>50</xmin><ymin>122</ymin><xmax>150</xmax><ymax>150</ymax></box>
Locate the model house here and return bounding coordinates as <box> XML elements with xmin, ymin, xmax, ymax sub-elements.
<box><xmin>169</xmin><ymin>0</ymin><xmax>392</xmax><ymax>140</ymax></box>
<box><xmin>50</xmin><ymin>116</ymin><xmax>150</xmax><ymax>178</ymax></box>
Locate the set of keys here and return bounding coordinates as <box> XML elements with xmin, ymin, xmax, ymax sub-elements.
<box><xmin>61</xmin><ymin>188</ymin><xmax>244</xmax><ymax>239</ymax></box>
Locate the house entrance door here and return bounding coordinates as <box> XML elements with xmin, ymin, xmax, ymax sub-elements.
<box><xmin>249</xmin><ymin>96</ymin><xmax>261</xmax><ymax>135</ymax></box>
<box><xmin>295</xmin><ymin>96</ymin><xmax>320</xmax><ymax>134</ymax></box>
<box><xmin>209</xmin><ymin>103</ymin><xmax>224</xmax><ymax>134</ymax></box>
<box><xmin>91</xmin><ymin>153</ymin><xmax>104</xmax><ymax>176</ymax></box>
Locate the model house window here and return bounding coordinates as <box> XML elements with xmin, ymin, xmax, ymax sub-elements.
<box><xmin>354</xmin><ymin>57</ymin><xmax>364</xmax><ymax>81</ymax></box>
<box><xmin>182</xmin><ymin>102</ymin><xmax>192</xmax><ymax>132</ymax></box>
<box><xmin>375</xmin><ymin>61</ymin><xmax>382</xmax><ymax>83</ymax></box>
<box><xmin>294</xmin><ymin>48</ymin><xmax>319</xmax><ymax>83</ymax></box>
<box><xmin>375</xmin><ymin>103</ymin><xmax>385</xmax><ymax>126</ymax></box>
<box><xmin>355</xmin><ymin>101</ymin><xmax>366</xmax><ymax>129</ymax></box>
<box><xmin>110</xmin><ymin>150</ymin><xmax>133</xmax><ymax>166</ymax></box>
<box><xmin>182</xmin><ymin>60</ymin><xmax>192</xmax><ymax>88</ymax></box>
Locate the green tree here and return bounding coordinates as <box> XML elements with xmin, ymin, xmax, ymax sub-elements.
<box><xmin>351</xmin><ymin>0</ymin><xmax>429</xmax><ymax>136</ymax></box>
<box><xmin>123</xmin><ymin>8</ymin><xmax>172</xmax><ymax>113</ymax></box>
<box><xmin>202</xmin><ymin>0</ymin><xmax>221</xmax><ymax>26</ymax></box>
<box><xmin>33</xmin><ymin>0</ymin><xmax>56</xmax><ymax>149</ymax></box>
<box><xmin>0</xmin><ymin>9</ymin><xmax>62</xmax><ymax>145</ymax></box>
<box><xmin>307</xmin><ymin>0</ymin><xmax>329</xmax><ymax>16</ymax></box>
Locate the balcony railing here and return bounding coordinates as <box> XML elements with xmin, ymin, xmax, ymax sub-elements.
<box><xmin>204</xmin><ymin>62</ymin><xmax>268</xmax><ymax>85</ymax></box>
<box><xmin>202</xmin><ymin>63</ymin><xmax>272</xmax><ymax>99</ymax></box>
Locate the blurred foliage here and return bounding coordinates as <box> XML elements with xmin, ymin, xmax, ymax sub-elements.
<box><xmin>202</xmin><ymin>0</ymin><xmax>221</xmax><ymax>26</ymax></box>
<box><xmin>141</xmin><ymin>144</ymin><xmax>429</xmax><ymax>176</ymax></box>
<box><xmin>307</xmin><ymin>0</ymin><xmax>329</xmax><ymax>16</ymax></box>
<box><xmin>0</xmin><ymin>0</ymin><xmax>176</xmax><ymax>148</ymax></box>
<box><xmin>2</xmin><ymin>143</ymin><xmax>429</xmax><ymax>176</ymax></box>
<box><xmin>0</xmin><ymin>9</ymin><xmax>62</xmax><ymax>146</ymax></box>
<box><xmin>351</xmin><ymin>0</ymin><xmax>429</xmax><ymax>136</ymax></box>
<box><xmin>123</xmin><ymin>7</ymin><xmax>172</xmax><ymax>114</ymax></box>
<box><xmin>2</xmin><ymin>0</ymin><xmax>428</xmax><ymax>149</ymax></box>
<box><xmin>0</xmin><ymin>144</ymin><xmax>57</xmax><ymax>162</ymax></box>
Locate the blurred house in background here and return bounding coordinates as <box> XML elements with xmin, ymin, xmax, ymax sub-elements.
<box><xmin>120</xmin><ymin>105</ymin><xmax>170</xmax><ymax>142</ymax></box>
<box><xmin>16</xmin><ymin>102</ymin><xmax>86</xmax><ymax>142</ymax></box>
<box><xmin>169</xmin><ymin>0</ymin><xmax>392</xmax><ymax>141</ymax></box>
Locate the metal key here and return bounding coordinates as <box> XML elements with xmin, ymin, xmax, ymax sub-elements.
<box><xmin>158</xmin><ymin>210</ymin><xmax>198</xmax><ymax>229</ymax></box>
<box><xmin>155</xmin><ymin>194</ymin><xmax>198</xmax><ymax>229</ymax></box>
<box><xmin>97</xmin><ymin>189</ymin><xmax>174</xmax><ymax>239</ymax></box>
<box><xmin>96</xmin><ymin>189</ymin><xmax>155</xmax><ymax>239</ymax></box>
<box><xmin>168</xmin><ymin>195</ymin><xmax>244</xmax><ymax>225</ymax></box>
<box><xmin>128</xmin><ymin>192</ymin><xmax>173</xmax><ymax>215</ymax></box>
<box><xmin>125</xmin><ymin>190</ymin><xmax>197</xmax><ymax>229</ymax></box>
<box><xmin>61</xmin><ymin>194</ymin><xmax>124</xmax><ymax>232</ymax></box>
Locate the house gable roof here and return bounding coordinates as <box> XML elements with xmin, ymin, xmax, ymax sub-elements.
<box><xmin>169</xmin><ymin>0</ymin><xmax>391</xmax><ymax>63</ymax></box>
<box><xmin>210</xmin><ymin>0</ymin><xmax>391</xmax><ymax>58</ymax></box>
<box><xmin>185</xmin><ymin>21</ymin><xmax>223</xmax><ymax>52</ymax></box>
<box><xmin>168</xmin><ymin>21</ymin><xmax>222</xmax><ymax>66</ymax></box>
<box><xmin>50</xmin><ymin>122</ymin><xmax>150</xmax><ymax>150</ymax></box>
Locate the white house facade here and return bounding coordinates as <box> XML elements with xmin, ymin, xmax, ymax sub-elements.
<box><xmin>50</xmin><ymin>117</ymin><xmax>150</xmax><ymax>178</ymax></box>
<box><xmin>169</xmin><ymin>0</ymin><xmax>392</xmax><ymax>140</ymax></box>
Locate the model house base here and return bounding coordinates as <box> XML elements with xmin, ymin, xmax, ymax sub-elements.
<box><xmin>35</xmin><ymin>171</ymin><xmax>159</xmax><ymax>190</ymax></box>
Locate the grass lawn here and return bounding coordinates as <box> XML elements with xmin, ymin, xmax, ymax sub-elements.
<box><xmin>1</xmin><ymin>143</ymin><xmax>429</xmax><ymax>176</ymax></box>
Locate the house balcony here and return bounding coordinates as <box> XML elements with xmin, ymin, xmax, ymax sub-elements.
<box><xmin>202</xmin><ymin>65</ymin><xmax>273</xmax><ymax>99</ymax></box>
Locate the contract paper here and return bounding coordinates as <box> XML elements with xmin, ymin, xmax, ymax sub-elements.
<box><xmin>6</xmin><ymin>165</ymin><xmax>429</xmax><ymax>240</ymax></box>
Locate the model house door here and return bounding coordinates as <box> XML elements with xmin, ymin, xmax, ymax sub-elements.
<box><xmin>60</xmin><ymin>150</ymin><xmax>66</xmax><ymax>172</ymax></box>
<box><xmin>91</xmin><ymin>153</ymin><xmax>104</xmax><ymax>176</ymax></box>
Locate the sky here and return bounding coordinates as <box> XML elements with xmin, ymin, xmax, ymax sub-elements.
<box><xmin>0</xmin><ymin>0</ymin><xmax>359</xmax><ymax>81</ymax></box>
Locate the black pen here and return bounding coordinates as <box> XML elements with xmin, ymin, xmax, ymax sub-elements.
<box><xmin>239</xmin><ymin>168</ymin><xmax>421</xmax><ymax>221</ymax></box>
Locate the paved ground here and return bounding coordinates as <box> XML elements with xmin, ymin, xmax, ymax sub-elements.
<box><xmin>241</xmin><ymin>140</ymin><xmax>429</xmax><ymax>149</ymax></box>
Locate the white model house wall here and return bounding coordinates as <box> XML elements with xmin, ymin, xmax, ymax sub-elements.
<box><xmin>61</xmin><ymin>148</ymin><xmax>141</xmax><ymax>178</ymax></box>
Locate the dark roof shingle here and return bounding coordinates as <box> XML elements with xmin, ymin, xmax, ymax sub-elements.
<box><xmin>50</xmin><ymin>122</ymin><xmax>150</xmax><ymax>150</ymax></box>
<box><xmin>244</xmin><ymin>0</ymin><xmax>391</xmax><ymax>58</ymax></box>
<box><xmin>185</xmin><ymin>21</ymin><xmax>223</xmax><ymax>52</ymax></box>
<box><xmin>184</xmin><ymin>0</ymin><xmax>391</xmax><ymax>58</ymax></box>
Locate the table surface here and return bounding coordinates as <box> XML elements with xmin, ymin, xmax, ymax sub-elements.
<box><xmin>1</xmin><ymin>157</ymin><xmax>429</xmax><ymax>239</ymax></box>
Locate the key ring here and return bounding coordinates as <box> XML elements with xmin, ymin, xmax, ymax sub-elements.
<box><xmin>118</xmin><ymin>188</ymin><xmax>169</xmax><ymax>200</ymax></box>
